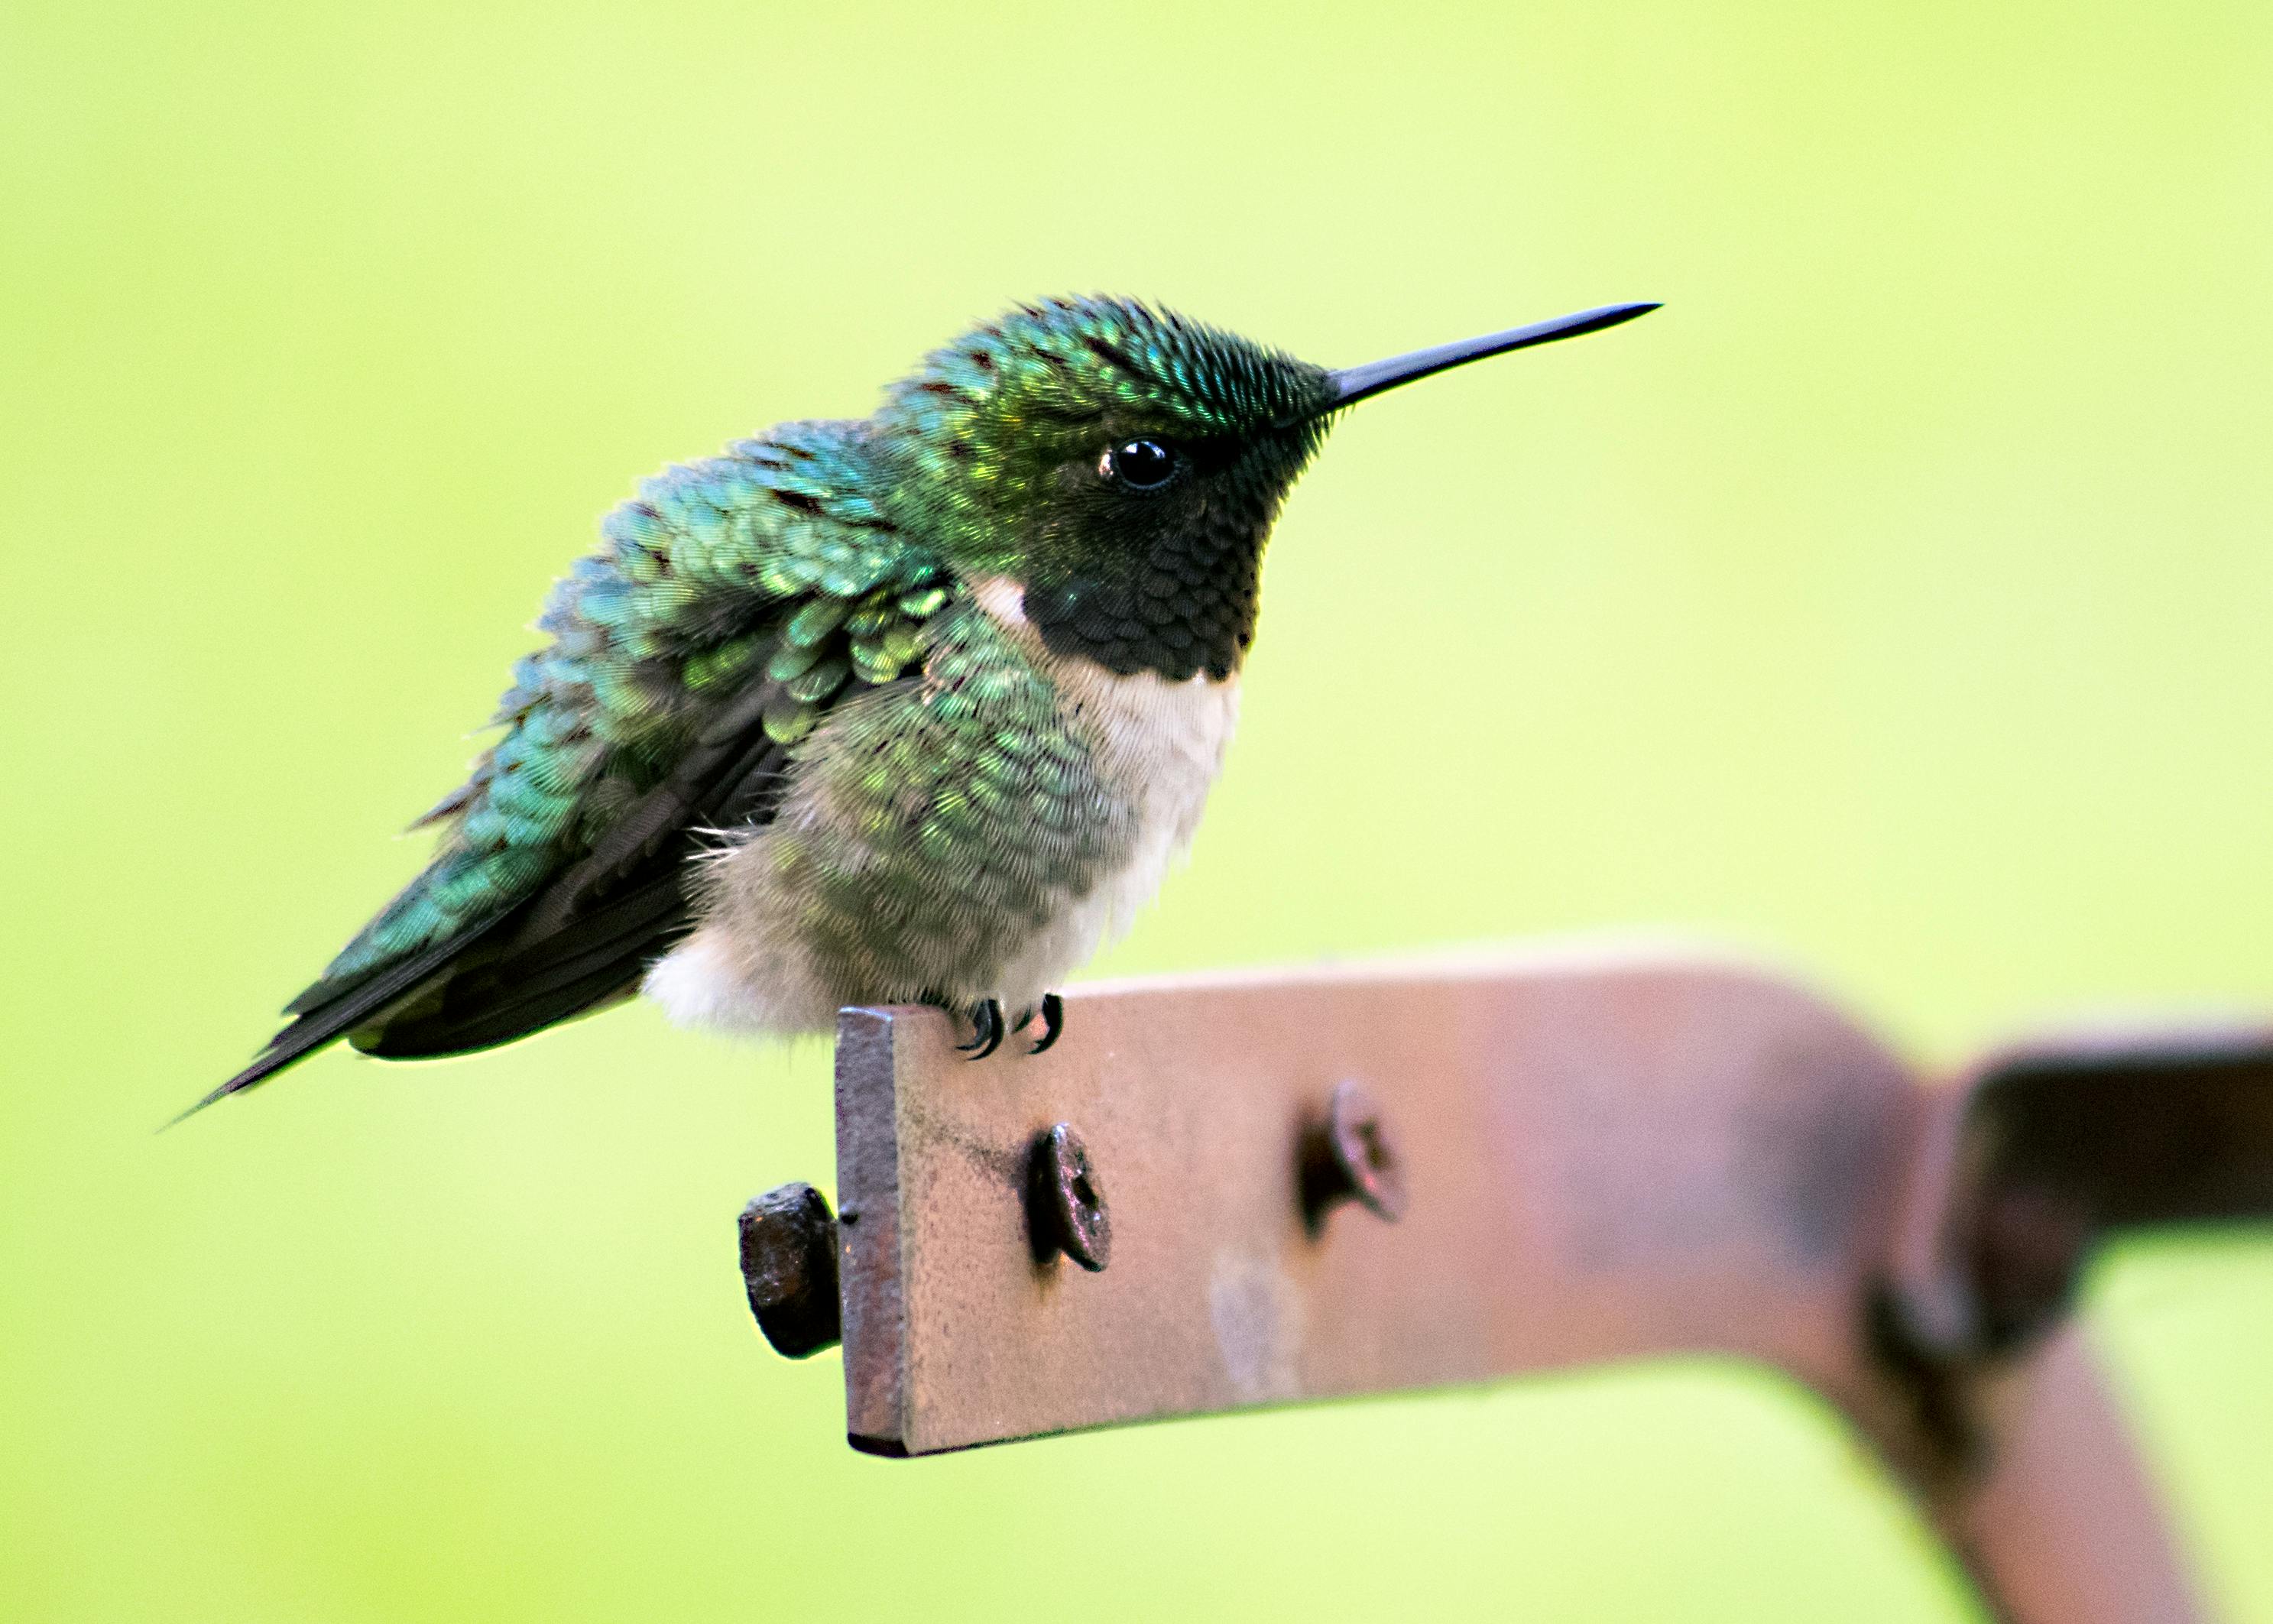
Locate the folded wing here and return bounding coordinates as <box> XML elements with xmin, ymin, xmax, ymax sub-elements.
<box><xmin>192</xmin><ymin>420</ymin><xmax>950</xmax><ymax>1113</ymax></box>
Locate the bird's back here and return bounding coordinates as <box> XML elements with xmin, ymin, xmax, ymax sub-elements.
<box><xmin>199</xmin><ymin>418</ymin><xmax>946</xmax><ymax>1108</ymax></box>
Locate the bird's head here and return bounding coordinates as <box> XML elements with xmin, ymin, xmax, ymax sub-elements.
<box><xmin>877</xmin><ymin>294</ymin><xmax>1654</xmax><ymax>681</ymax></box>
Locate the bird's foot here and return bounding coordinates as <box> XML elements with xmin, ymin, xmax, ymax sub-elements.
<box><xmin>955</xmin><ymin>997</ymin><xmax>1005</xmax><ymax>1060</ymax></box>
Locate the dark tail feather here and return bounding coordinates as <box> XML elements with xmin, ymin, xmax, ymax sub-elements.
<box><xmin>177</xmin><ymin>682</ymin><xmax>803</xmax><ymax>1126</ymax></box>
<box><xmin>347</xmin><ymin>727</ymin><xmax>787</xmax><ymax>1062</ymax></box>
<box><xmin>170</xmin><ymin>916</ymin><xmax>514</xmax><ymax>1127</ymax></box>
<box><xmin>358</xmin><ymin>957</ymin><xmax>657</xmax><ymax>1058</ymax></box>
<box><xmin>357</xmin><ymin>878</ymin><xmax>692</xmax><ymax>1058</ymax></box>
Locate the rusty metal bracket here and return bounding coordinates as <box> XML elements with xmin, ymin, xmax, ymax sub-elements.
<box><xmin>737</xmin><ymin>944</ymin><xmax>2273</xmax><ymax>1624</ymax></box>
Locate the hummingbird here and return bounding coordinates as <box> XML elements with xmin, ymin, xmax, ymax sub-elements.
<box><xmin>194</xmin><ymin>295</ymin><xmax>1655</xmax><ymax>1113</ymax></box>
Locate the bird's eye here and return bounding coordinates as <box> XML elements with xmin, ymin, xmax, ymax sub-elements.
<box><xmin>1103</xmin><ymin>438</ymin><xmax>1179</xmax><ymax>491</ymax></box>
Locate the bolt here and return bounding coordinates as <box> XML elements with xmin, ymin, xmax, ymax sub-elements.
<box><xmin>1299</xmin><ymin>1080</ymin><xmax>1406</xmax><ymax>1230</ymax></box>
<box><xmin>1027</xmin><ymin>1123</ymin><xmax>1111</xmax><ymax>1272</ymax></box>
<box><xmin>738</xmin><ymin>1182</ymin><xmax>841</xmax><ymax>1358</ymax></box>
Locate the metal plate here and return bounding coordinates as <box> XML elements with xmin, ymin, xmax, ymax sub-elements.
<box><xmin>776</xmin><ymin>942</ymin><xmax>2273</xmax><ymax>1619</ymax></box>
<box><xmin>831</xmin><ymin>945</ymin><xmax>1920</xmax><ymax>1457</ymax></box>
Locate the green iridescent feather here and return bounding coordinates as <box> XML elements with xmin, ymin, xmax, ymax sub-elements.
<box><xmin>741</xmin><ymin>599</ymin><xmax>1127</xmax><ymax>1003</ymax></box>
<box><xmin>204</xmin><ymin>294</ymin><xmax>1350</xmax><ymax>1110</ymax></box>
<box><xmin>264</xmin><ymin>420</ymin><xmax>947</xmax><ymax>1045</ymax></box>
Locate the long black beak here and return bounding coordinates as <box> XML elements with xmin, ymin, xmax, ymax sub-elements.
<box><xmin>1312</xmin><ymin>302</ymin><xmax>1659</xmax><ymax>417</ymax></box>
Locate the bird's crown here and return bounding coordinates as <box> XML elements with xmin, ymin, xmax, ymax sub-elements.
<box><xmin>881</xmin><ymin>296</ymin><xmax>1330</xmax><ymax>461</ymax></box>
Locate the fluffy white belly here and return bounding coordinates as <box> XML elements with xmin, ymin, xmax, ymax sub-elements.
<box><xmin>987</xmin><ymin>636</ymin><xmax>1240</xmax><ymax>1000</ymax></box>
<box><xmin>644</xmin><ymin>579</ymin><xmax>1240</xmax><ymax>1036</ymax></box>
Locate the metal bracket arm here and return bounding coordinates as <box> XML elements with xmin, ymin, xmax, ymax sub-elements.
<box><xmin>737</xmin><ymin>945</ymin><xmax>2273</xmax><ymax>1624</ymax></box>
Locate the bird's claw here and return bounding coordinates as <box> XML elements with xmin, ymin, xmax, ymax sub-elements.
<box><xmin>956</xmin><ymin>997</ymin><xmax>1005</xmax><ymax>1059</ymax></box>
<box><xmin>941</xmin><ymin>993</ymin><xmax>1060</xmax><ymax>1059</ymax></box>
<box><xmin>1029</xmin><ymin>992</ymin><xmax>1065</xmax><ymax>1054</ymax></box>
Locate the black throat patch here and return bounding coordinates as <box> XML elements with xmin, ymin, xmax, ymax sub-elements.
<box><xmin>1023</xmin><ymin>512</ymin><xmax>1264</xmax><ymax>682</ymax></box>
<box><xmin>1020</xmin><ymin>427</ymin><xmax>1320</xmax><ymax>682</ymax></box>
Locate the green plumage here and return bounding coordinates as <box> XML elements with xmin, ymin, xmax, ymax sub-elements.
<box><xmin>300</xmin><ymin>420</ymin><xmax>942</xmax><ymax>1010</ymax></box>
<box><xmin>753</xmin><ymin>599</ymin><xmax>1127</xmax><ymax>1000</ymax></box>
<box><xmin>199</xmin><ymin>293</ymin><xmax>1650</xmax><ymax>1111</ymax></box>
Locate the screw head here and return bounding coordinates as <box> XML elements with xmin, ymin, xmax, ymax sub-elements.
<box><xmin>738</xmin><ymin>1182</ymin><xmax>842</xmax><ymax>1357</ymax></box>
<box><xmin>1301</xmin><ymin>1080</ymin><xmax>1406</xmax><ymax>1228</ymax></box>
<box><xmin>1029</xmin><ymin>1123</ymin><xmax>1111</xmax><ymax>1272</ymax></box>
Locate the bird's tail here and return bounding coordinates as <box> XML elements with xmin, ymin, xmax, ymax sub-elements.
<box><xmin>167</xmin><ymin>920</ymin><xmax>512</xmax><ymax>1127</ymax></box>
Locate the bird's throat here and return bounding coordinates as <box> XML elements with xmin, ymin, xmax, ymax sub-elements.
<box><xmin>1009</xmin><ymin>521</ymin><xmax>1263</xmax><ymax>683</ymax></box>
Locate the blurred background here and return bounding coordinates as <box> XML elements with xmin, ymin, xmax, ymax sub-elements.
<box><xmin>7</xmin><ymin>0</ymin><xmax>2273</xmax><ymax>1617</ymax></box>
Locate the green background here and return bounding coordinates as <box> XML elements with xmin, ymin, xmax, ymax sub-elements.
<box><xmin>7</xmin><ymin>1</ymin><xmax>2272</xmax><ymax>1617</ymax></box>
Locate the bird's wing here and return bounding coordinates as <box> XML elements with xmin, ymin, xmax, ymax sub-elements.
<box><xmin>193</xmin><ymin>420</ymin><xmax>950</xmax><ymax>1112</ymax></box>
